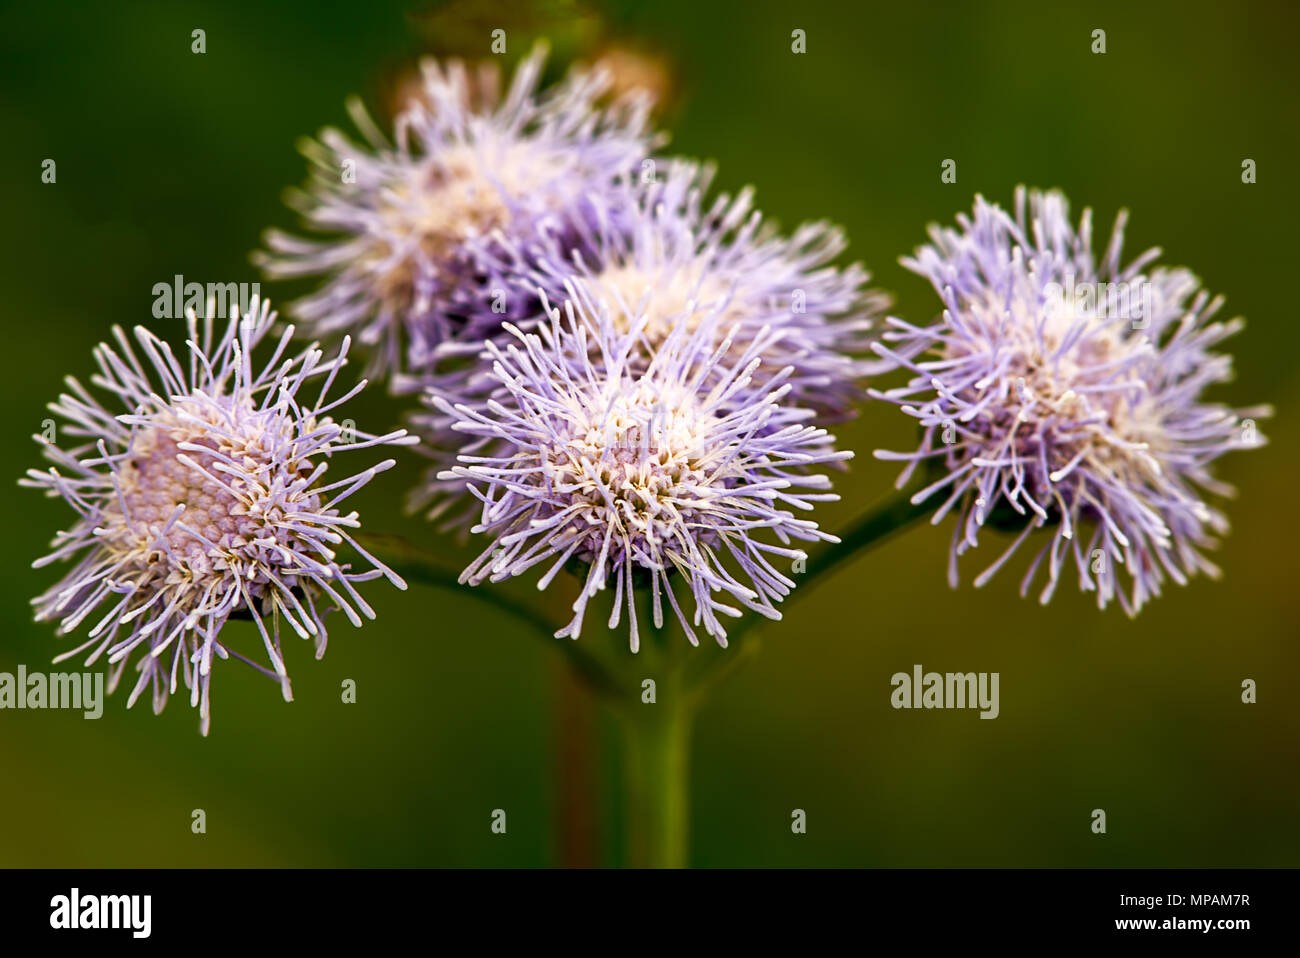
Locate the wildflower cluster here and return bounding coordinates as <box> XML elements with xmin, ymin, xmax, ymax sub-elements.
<box><xmin>26</xmin><ymin>47</ymin><xmax>1267</xmax><ymax>734</ymax></box>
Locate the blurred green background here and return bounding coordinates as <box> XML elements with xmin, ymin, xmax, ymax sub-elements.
<box><xmin>1</xmin><ymin>0</ymin><xmax>1297</xmax><ymax>867</ymax></box>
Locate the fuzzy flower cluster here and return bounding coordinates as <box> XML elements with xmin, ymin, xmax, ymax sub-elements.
<box><xmin>873</xmin><ymin>188</ymin><xmax>1269</xmax><ymax>614</ymax></box>
<box><xmin>257</xmin><ymin>43</ymin><xmax>659</xmax><ymax>382</ymax></box>
<box><xmin>450</xmin><ymin>161</ymin><xmax>885</xmax><ymax>413</ymax></box>
<box><xmin>412</xmin><ymin>160</ymin><xmax>887</xmax><ymax>527</ymax></box>
<box><xmin>25</xmin><ymin>298</ymin><xmax>415</xmax><ymax>733</ymax></box>
<box><xmin>258</xmin><ymin>48</ymin><xmax>884</xmax><ymax>647</ymax></box>
<box><xmin>27</xmin><ymin>39</ymin><xmax>1272</xmax><ymax>742</ymax></box>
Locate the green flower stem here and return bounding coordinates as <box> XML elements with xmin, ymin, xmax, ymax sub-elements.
<box><xmin>720</xmin><ymin>489</ymin><xmax>932</xmax><ymax>647</ymax></box>
<box><xmin>618</xmin><ymin>666</ymin><xmax>692</xmax><ymax>869</ymax></box>
<box><xmin>797</xmin><ymin>489</ymin><xmax>935</xmax><ymax>600</ymax></box>
<box><xmin>360</xmin><ymin>489</ymin><xmax>930</xmax><ymax>870</ymax></box>
<box><xmin>675</xmin><ymin>489</ymin><xmax>931</xmax><ymax>701</ymax></box>
<box><xmin>358</xmin><ymin>489</ymin><xmax>929</xmax><ymax>701</ymax></box>
<box><xmin>613</xmin><ymin>489</ymin><xmax>929</xmax><ymax>867</ymax></box>
<box><xmin>354</xmin><ymin>532</ymin><xmax>627</xmax><ymax>698</ymax></box>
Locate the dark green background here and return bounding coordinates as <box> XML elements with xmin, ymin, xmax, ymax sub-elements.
<box><xmin>1</xmin><ymin>0</ymin><xmax>1296</xmax><ymax>867</ymax></box>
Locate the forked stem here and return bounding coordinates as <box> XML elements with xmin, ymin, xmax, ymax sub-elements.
<box><xmin>359</xmin><ymin>491</ymin><xmax>930</xmax><ymax>870</ymax></box>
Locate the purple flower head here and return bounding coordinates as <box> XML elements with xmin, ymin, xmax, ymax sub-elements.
<box><xmin>256</xmin><ymin>43</ymin><xmax>661</xmax><ymax>381</ymax></box>
<box><xmin>434</xmin><ymin>291</ymin><xmax>851</xmax><ymax>650</ymax></box>
<box><xmin>411</xmin><ymin>160</ymin><xmax>885</xmax><ymax>524</ymax></box>
<box><xmin>24</xmin><ymin>297</ymin><xmax>417</xmax><ymax>734</ymax></box>
<box><xmin>489</xmin><ymin>160</ymin><xmax>885</xmax><ymax>415</ymax></box>
<box><xmin>874</xmin><ymin>187</ymin><xmax>1270</xmax><ymax>614</ymax></box>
